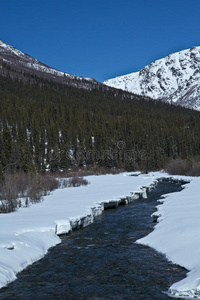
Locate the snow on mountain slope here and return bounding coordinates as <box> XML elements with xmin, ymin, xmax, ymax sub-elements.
<box><xmin>0</xmin><ymin>40</ymin><xmax>97</xmax><ymax>87</ymax></box>
<box><xmin>0</xmin><ymin>40</ymin><xmax>74</xmax><ymax>78</ymax></box>
<box><xmin>104</xmin><ymin>47</ymin><xmax>200</xmax><ymax>111</ymax></box>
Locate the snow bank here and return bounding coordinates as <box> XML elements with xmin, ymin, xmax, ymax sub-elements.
<box><xmin>2</xmin><ymin>171</ymin><xmax>200</xmax><ymax>298</ymax></box>
<box><xmin>137</xmin><ymin>174</ymin><xmax>200</xmax><ymax>299</ymax></box>
<box><xmin>0</xmin><ymin>172</ymin><xmax>156</xmax><ymax>289</ymax></box>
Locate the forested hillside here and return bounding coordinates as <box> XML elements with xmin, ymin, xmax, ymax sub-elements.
<box><xmin>0</xmin><ymin>74</ymin><xmax>200</xmax><ymax>175</ymax></box>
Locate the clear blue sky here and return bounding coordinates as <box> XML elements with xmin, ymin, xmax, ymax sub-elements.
<box><xmin>1</xmin><ymin>0</ymin><xmax>200</xmax><ymax>82</ymax></box>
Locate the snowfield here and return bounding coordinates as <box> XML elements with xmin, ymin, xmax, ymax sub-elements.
<box><xmin>104</xmin><ymin>47</ymin><xmax>200</xmax><ymax>111</ymax></box>
<box><xmin>0</xmin><ymin>172</ymin><xmax>200</xmax><ymax>299</ymax></box>
<box><xmin>137</xmin><ymin>174</ymin><xmax>200</xmax><ymax>299</ymax></box>
<box><xmin>0</xmin><ymin>173</ymin><xmax>156</xmax><ymax>289</ymax></box>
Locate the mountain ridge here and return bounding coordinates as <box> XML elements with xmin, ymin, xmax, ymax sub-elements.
<box><xmin>0</xmin><ymin>40</ymin><xmax>148</xmax><ymax>101</ymax></box>
<box><xmin>103</xmin><ymin>47</ymin><xmax>200</xmax><ymax>111</ymax></box>
<box><xmin>1</xmin><ymin>40</ymin><xmax>200</xmax><ymax>111</ymax></box>
<box><xmin>0</xmin><ymin>40</ymin><xmax>90</xmax><ymax>80</ymax></box>
<box><xmin>0</xmin><ymin>40</ymin><xmax>103</xmax><ymax>90</ymax></box>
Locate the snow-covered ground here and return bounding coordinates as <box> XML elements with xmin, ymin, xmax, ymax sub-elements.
<box><xmin>0</xmin><ymin>172</ymin><xmax>156</xmax><ymax>289</ymax></box>
<box><xmin>1</xmin><ymin>171</ymin><xmax>200</xmax><ymax>299</ymax></box>
<box><xmin>136</xmin><ymin>173</ymin><xmax>200</xmax><ymax>299</ymax></box>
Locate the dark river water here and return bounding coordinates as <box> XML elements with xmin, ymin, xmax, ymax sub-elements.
<box><xmin>0</xmin><ymin>181</ymin><xmax>187</xmax><ymax>300</ymax></box>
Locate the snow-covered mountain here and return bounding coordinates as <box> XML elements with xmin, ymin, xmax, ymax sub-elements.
<box><xmin>0</xmin><ymin>40</ymin><xmax>103</xmax><ymax>90</ymax></box>
<box><xmin>0</xmin><ymin>40</ymin><xmax>74</xmax><ymax>78</ymax></box>
<box><xmin>104</xmin><ymin>47</ymin><xmax>200</xmax><ymax>111</ymax></box>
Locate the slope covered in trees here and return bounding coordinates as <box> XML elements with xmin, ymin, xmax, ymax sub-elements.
<box><xmin>0</xmin><ymin>75</ymin><xmax>200</xmax><ymax>175</ymax></box>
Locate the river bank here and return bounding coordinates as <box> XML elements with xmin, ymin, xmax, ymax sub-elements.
<box><xmin>0</xmin><ymin>181</ymin><xmax>187</xmax><ymax>300</ymax></box>
<box><xmin>1</xmin><ymin>171</ymin><xmax>200</xmax><ymax>299</ymax></box>
<box><xmin>0</xmin><ymin>172</ymin><xmax>159</xmax><ymax>289</ymax></box>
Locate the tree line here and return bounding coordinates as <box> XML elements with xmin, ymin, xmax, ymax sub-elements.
<box><xmin>0</xmin><ymin>74</ymin><xmax>200</xmax><ymax>175</ymax></box>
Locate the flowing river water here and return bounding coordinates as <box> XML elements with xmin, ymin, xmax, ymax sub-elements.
<box><xmin>0</xmin><ymin>181</ymin><xmax>187</xmax><ymax>300</ymax></box>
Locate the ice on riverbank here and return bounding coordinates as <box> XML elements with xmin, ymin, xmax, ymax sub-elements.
<box><xmin>0</xmin><ymin>172</ymin><xmax>157</xmax><ymax>289</ymax></box>
<box><xmin>2</xmin><ymin>171</ymin><xmax>200</xmax><ymax>299</ymax></box>
<box><xmin>137</xmin><ymin>175</ymin><xmax>200</xmax><ymax>299</ymax></box>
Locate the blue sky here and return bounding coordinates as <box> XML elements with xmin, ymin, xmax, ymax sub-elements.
<box><xmin>1</xmin><ymin>0</ymin><xmax>200</xmax><ymax>82</ymax></box>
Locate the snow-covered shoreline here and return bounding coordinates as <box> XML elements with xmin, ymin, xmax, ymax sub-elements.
<box><xmin>1</xmin><ymin>171</ymin><xmax>200</xmax><ymax>299</ymax></box>
<box><xmin>136</xmin><ymin>174</ymin><xmax>200</xmax><ymax>299</ymax></box>
<box><xmin>0</xmin><ymin>172</ymin><xmax>157</xmax><ymax>289</ymax></box>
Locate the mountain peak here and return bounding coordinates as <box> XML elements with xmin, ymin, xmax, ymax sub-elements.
<box><xmin>104</xmin><ymin>47</ymin><xmax>200</xmax><ymax>111</ymax></box>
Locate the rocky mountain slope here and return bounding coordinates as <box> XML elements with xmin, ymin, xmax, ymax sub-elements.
<box><xmin>0</xmin><ymin>40</ymin><xmax>121</xmax><ymax>95</ymax></box>
<box><xmin>104</xmin><ymin>47</ymin><xmax>200</xmax><ymax>111</ymax></box>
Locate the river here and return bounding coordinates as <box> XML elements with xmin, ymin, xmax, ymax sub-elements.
<box><xmin>0</xmin><ymin>181</ymin><xmax>187</xmax><ymax>300</ymax></box>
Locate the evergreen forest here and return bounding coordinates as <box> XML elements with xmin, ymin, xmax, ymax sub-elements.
<box><xmin>0</xmin><ymin>74</ymin><xmax>200</xmax><ymax>176</ymax></box>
